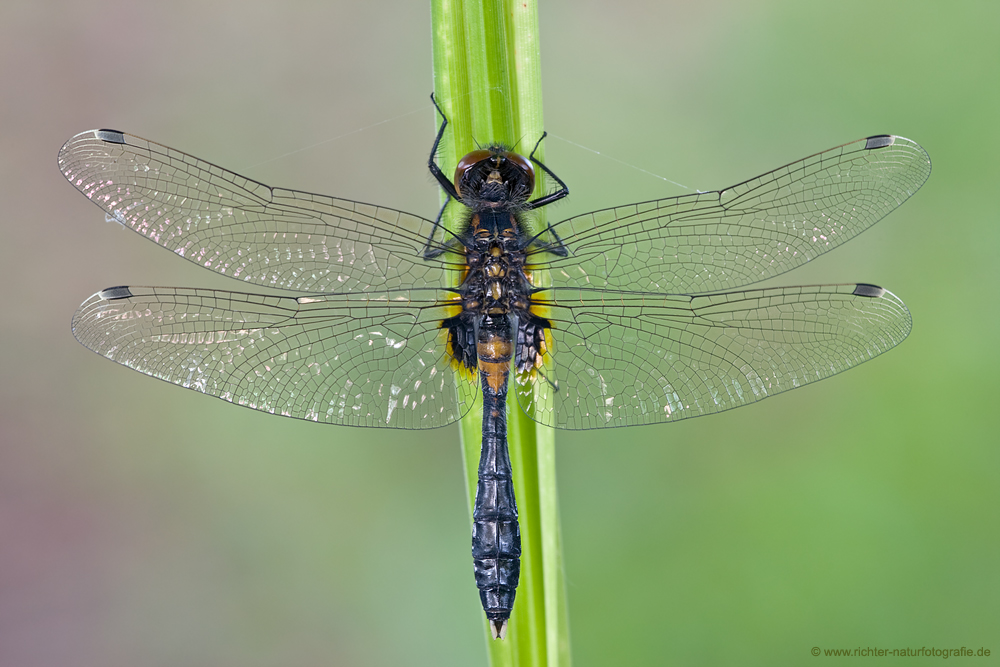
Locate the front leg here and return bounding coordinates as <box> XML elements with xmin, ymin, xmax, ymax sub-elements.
<box><xmin>428</xmin><ymin>93</ymin><xmax>461</xmax><ymax>201</ymax></box>
<box><xmin>423</xmin><ymin>94</ymin><xmax>468</xmax><ymax>260</ymax></box>
<box><xmin>422</xmin><ymin>198</ymin><xmax>462</xmax><ymax>260</ymax></box>
<box><xmin>522</xmin><ymin>132</ymin><xmax>570</xmax><ymax>257</ymax></box>
<box><xmin>524</xmin><ymin>131</ymin><xmax>569</xmax><ymax>211</ymax></box>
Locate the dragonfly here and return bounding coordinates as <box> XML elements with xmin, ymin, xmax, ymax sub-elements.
<box><xmin>59</xmin><ymin>97</ymin><xmax>930</xmax><ymax>639</ymax></box>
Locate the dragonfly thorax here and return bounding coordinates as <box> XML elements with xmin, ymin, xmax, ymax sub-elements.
<box><xmin>442</xmin><ymin>209</ymin><xmax>550</xmax><ymax>378</ymax></box>
<box><xmin>461</xmin><ymin>234</ymin><xmax>530</xmax><ymax>315</ymax></box>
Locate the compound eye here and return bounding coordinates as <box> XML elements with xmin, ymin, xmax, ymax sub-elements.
<box><xmin>453</xmin><ymin>150</ymin><xmax>493</xmax><ymax>196</ymax></box>
<box><xmin>503</xmin><ymin>151</ymin><xmax>535</xmax><ymax>196</ymax></box>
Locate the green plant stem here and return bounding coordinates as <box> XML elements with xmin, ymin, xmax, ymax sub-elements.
<box><xmin>430</xmin><ymin>1</ymin><xmax>570</xmax><ymax>665</ymax></box>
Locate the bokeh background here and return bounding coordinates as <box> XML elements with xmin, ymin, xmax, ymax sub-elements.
<box><xmin>2</xmin><ymin>1</ymin><xmax>997</xmax><ymax>665</ymax></box>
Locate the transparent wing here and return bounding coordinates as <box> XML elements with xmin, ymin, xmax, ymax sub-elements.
<box><xmin>531</xmin><ymin>135</ymin><xmax>930</xmax><ymax>294</ymax></box>
<box><xmin>517</xmin><ymin>283</ymin><xmax>910</xmax><ymax>430</ymax></box>
<box><xmin>59</xmin><ymin>130</ymin><xmax>453</xmax><ymax>293</ymax></box>
<box><xmin>73</xmin><ymin>285</ymin><xmax>475</xmax><ymax>429</ymax></box>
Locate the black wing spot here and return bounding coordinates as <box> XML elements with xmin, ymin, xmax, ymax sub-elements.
<box><xmin>853</xmin><ymin>283</ymin><xmax>885</xmax><ymax>298</ymax></box>
<box><xmin>96</xmin><ymin>130</ymin><xmax>127</xmax><ymax>145</ymax></box>
<box><xmin>99</xmin><ymin>286</ymin><xmax>133</xmax><ymax>300</ymax></box>
<box><xmin>864</xmin><ymin>135</ymin><xmax>895</xmax><ymax>150</ymax></box>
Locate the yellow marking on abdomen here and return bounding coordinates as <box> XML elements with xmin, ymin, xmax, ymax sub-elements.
<box><xmin>478</xmin><ymin>336</ymin><xmax>512</xmax><ymax>393</ymax></box>
<box><xmin>479</xmin><ymin>361</ymin><xmax>510</xmax><ymax>392</ymax></box>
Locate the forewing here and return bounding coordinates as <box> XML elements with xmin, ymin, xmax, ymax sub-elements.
<box><xmin>73</xmin><ymin>286</ymin><xmax>475</xmax><ymax>428</ymax></box>
<box><xmin>516</xmin><ymin>284</ymin><xmax>910</xmax><ymax>429</ymax></box>
<box><xmin>532</xmin><ymin>136</ymin><xmax>930</xmax><ymax>293</ymax></box>
<box><xmin>59</xmin><ymin>130</ymin><xmax>451</xmax><ymax>293</ymax></box>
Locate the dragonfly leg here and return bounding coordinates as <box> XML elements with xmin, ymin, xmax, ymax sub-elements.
<box><xmin>423</xmin><ymin>94</ymin><xmax>468</xmax><ymax>260</ymax></box>
<box><xmin>422</xmin><ymin>198</ymin><xmax>453</xmax><ymax>259</ymax></box>
<box><xmin>522</xmin><ymin>132</ymin><xmax>570</xmax><ymax>257</ymax></box>
<box><xmin>428</xmin><ymin>94</ymin><xmax>461</xmax><ymax>200</ymax></box>
<box><xmin>525</xmin><ymin>131</ymin><xmax>570</xmax><ymax>211</ymax></box>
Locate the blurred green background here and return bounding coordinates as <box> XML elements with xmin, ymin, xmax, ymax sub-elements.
<box><xmin>1</xmin><ymin>1</ymin><xmax>997</xmax><ymax>665</ymax></box>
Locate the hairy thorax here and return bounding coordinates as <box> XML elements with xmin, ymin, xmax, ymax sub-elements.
<box><xmin>443</xmin><ymin>210</ymin><xmax>551</xmax><ymax>379</ymax></box>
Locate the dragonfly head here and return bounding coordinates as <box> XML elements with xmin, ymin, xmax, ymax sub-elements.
<box><xmin>454</xmin><ymin>145</ymin><xmax>535</xmax><ymax>207</ymax></box>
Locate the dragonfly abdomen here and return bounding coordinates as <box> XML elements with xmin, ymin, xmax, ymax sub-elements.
<box><xmin>471</xmin><ymin>314</ymin><xmax>520</xmax><ymax>640</ymax></box>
